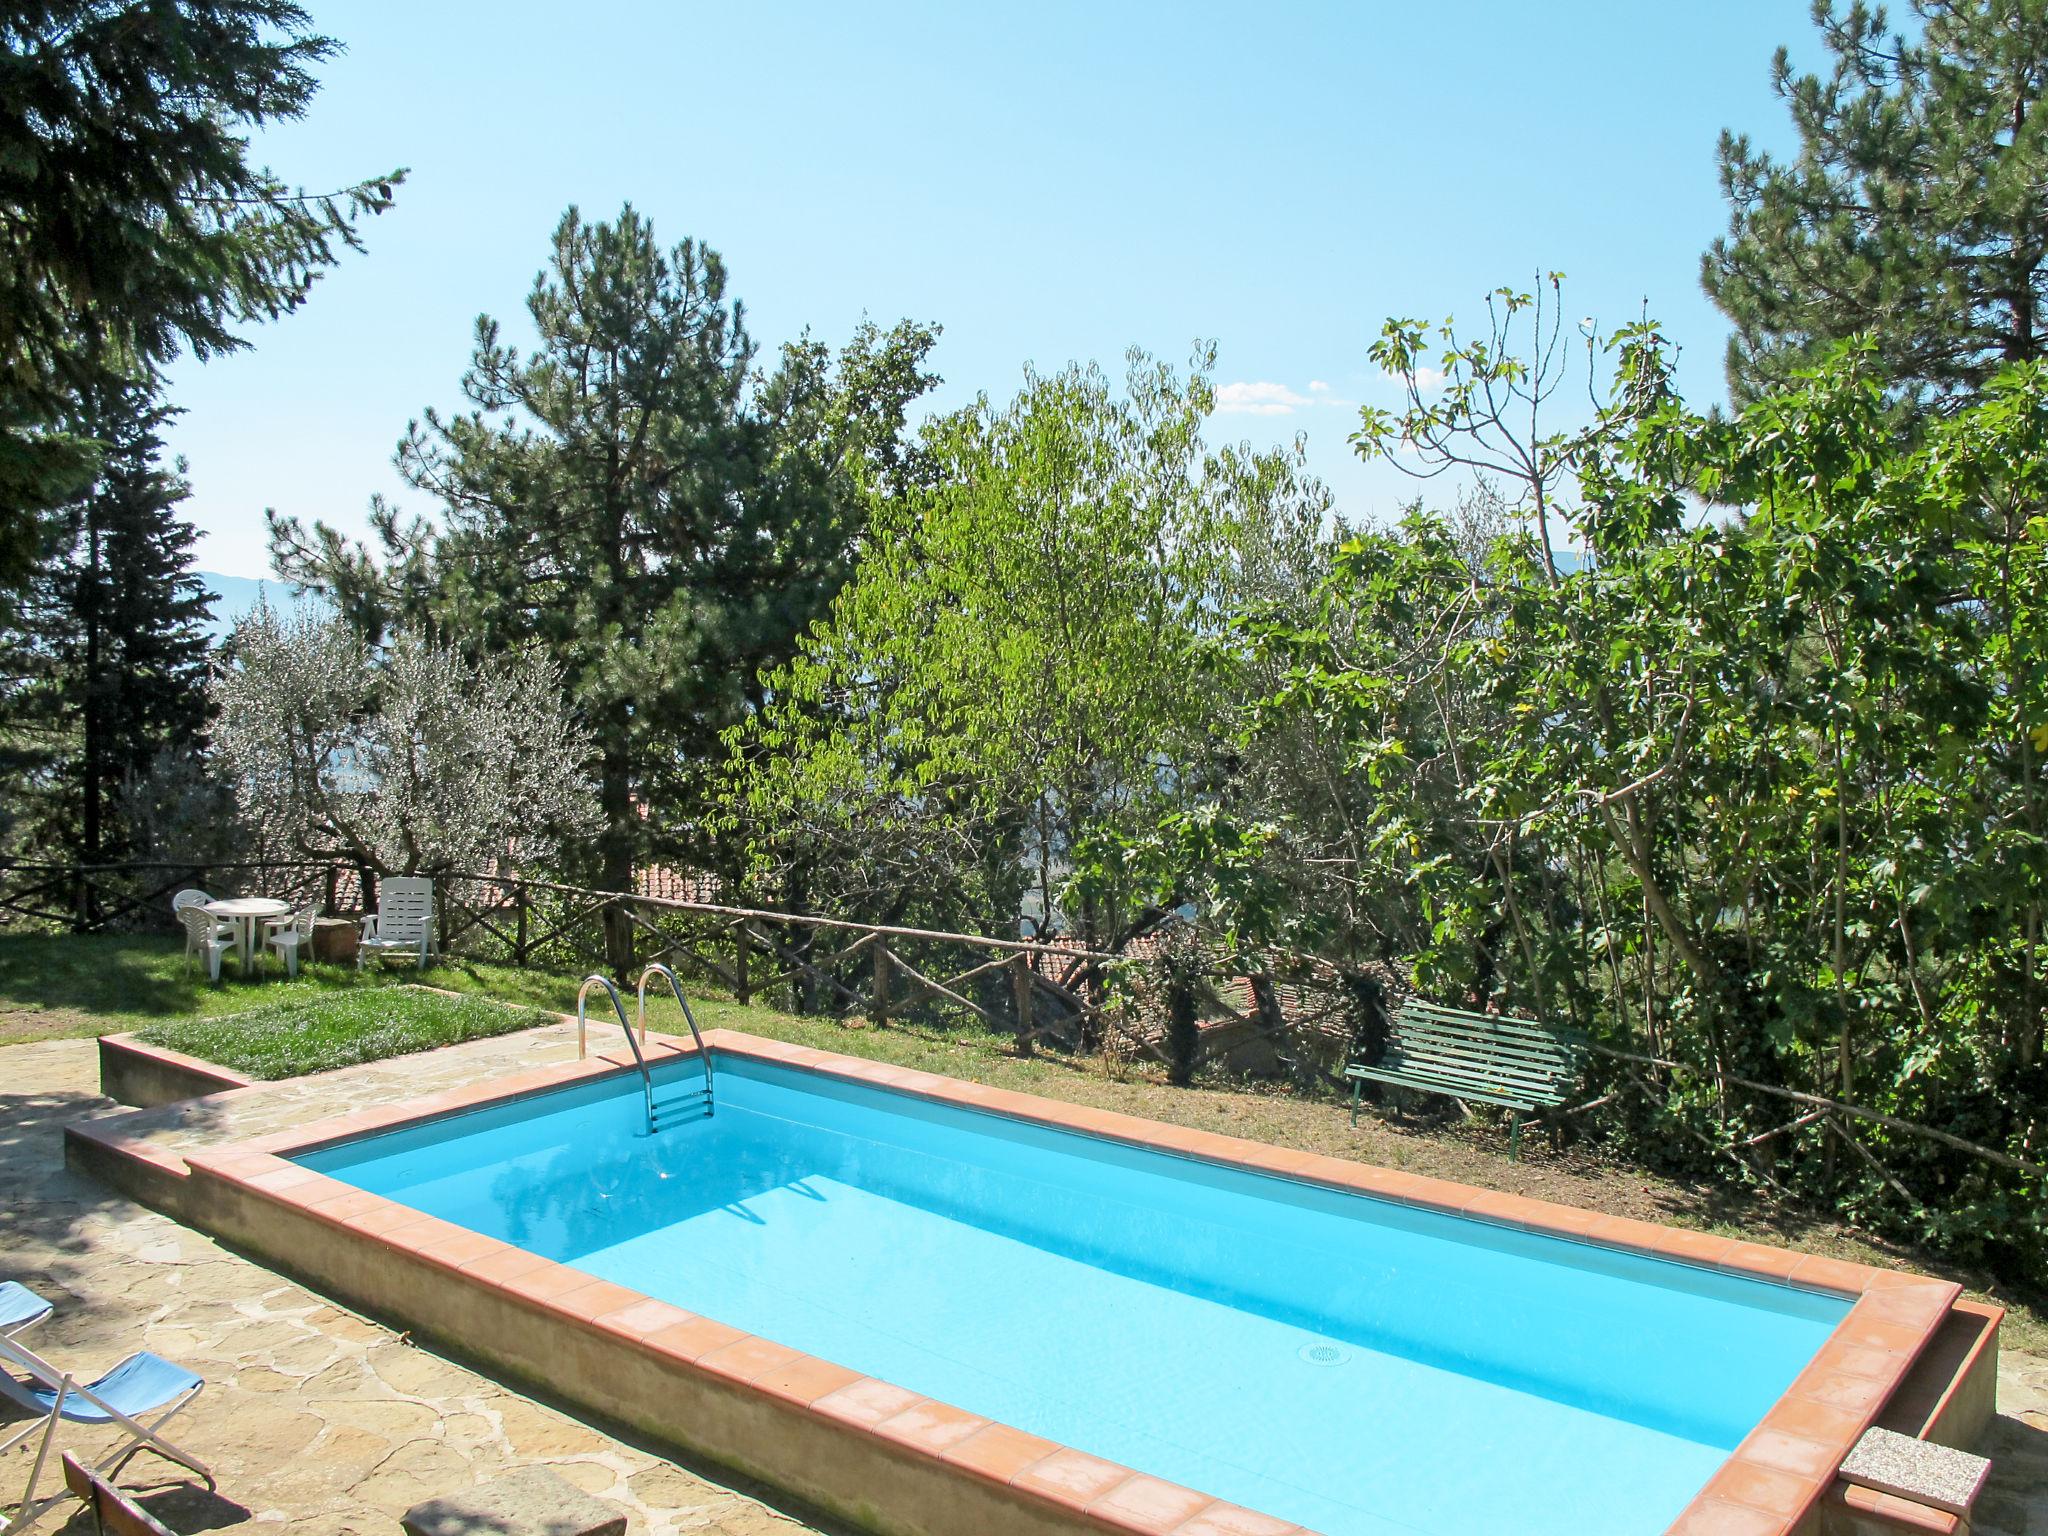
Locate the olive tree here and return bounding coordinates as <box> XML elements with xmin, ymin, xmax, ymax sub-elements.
<box><xmin>211</xmin><ymin>605</ymin><xmax>596</xmax><ymax>876</ymax></box>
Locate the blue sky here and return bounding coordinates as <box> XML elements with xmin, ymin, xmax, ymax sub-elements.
<box><xmin>166</xmin><ymin>1</ymin><xmax>1806</xmax><ymax>579</ymax></box>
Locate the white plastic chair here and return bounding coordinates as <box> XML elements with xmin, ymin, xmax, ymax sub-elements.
<box><xmin>169</xmin><ymin>890</ymin><xmax>212</xmax><ymax>960</ymax></box>
<box><xmin>263</xmin><ymin>905</ymin><xmax>318</xmax><ymax>978</ymax></box>
<box><xmin>358</xmin><ymin>877</ymin><xmax>434</xmax><ymax>968</ymax></box>
<box><xmin>177</xmin><ymin>905</ymin><xmax>234</xmax><ymax>985</ymax></box>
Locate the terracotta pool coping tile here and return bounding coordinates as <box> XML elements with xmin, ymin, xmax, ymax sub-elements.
<box><xmin>1666</xmin><ymin>1496</ymin><xmax>1792</xmax><ymax>1535</ymax></box>
<box><xmin>1711</xmin><ymin>1456</ymin><xmax>1823</xmax><ymax>1518</ymax></box>
<box><xmin>413</xmin><ymin>1226</ymin><xmax>504</xmax><ymax>1271</ymax></box>
<box><xmin>872</xmin><ymin>1399</ymin><xmax>990</xmax><ymax>1455</ymax></box>
<box><xmin>498</xmin><ymin>1259</ymin><xmax>597</xmax><ymax>1307</ymax></box>
<box><xmin>1718</xmin><ymin>1243</ymin><xmax>1807</xmax><ymax>1284</ymax></box>
<box><xmin>196</xmin><ymin>1147</ymin><xmax>271</xmax><ymax>1177</ymax></box>
<box><xmin>1733</xmin><ymin>1426</ymin><xmax>1841</xmax><ymax>1481</ymax></box>
<box><xmin>1766</xmin><ymin>1394</ymin><xmax>1867</xmax><ymax>1446</ymax></box>
<box><xmin>458</xmin><ymin>1243</ymin><xmax>553</xmax><ymax>1289</ymax></box>
<box><xmin>1787</xmin><ymin>1253</ymin><xmax>1871</xmax><ymax>1295</ymax></box>
<box><xmin>591</xmin><ymin>1297</ymin><xmax>695</xmax><ymax>1341</ymax></box>
<box><xmin>1167</xmin><ymin>1507</ymin><xmax>1302</xmax><ymax>1536</ymax></box>
<box><xmin>297</xmin><ymin>1187</ymin><xmax>389</xmax><ymax>1227</ymax></box>
<box><xmin>697</xmin><ymin>1335</ymin><xmax>806</xmax><ymax>1386</ymax></box>
<box><xmin>243</xmin><ymin>1162</ymin><xmax>324</xmax><ymax>1195</ymax></box>
<box><xmin>1860</xmin><ymin>1282</ymin><xmax>1955</xmax><ymax>1327</ymax></box>
<box><xmin>754</xmin><ymin>1354</ymin><xmax>863</xmax><ymax>1409</ymax></box>
<box><xmin>811</xmin><ymin>1377</ymin><xmax>925</xmax><ymax>1430</ymax></box>
<box><xmin>340</xmin><ymin>1200</ymin><xmax>424</xmax><ymax>1238</ymax></box>
<box><xmin>1787</xmin><ymin>1368</ymin><xmax>1892</xmax><ymax>1416</ymax></box>
<box><xmin>382</xmin><ymin>1210</ymin><xmax>466</xmax><ymax>1249</ymax></box>
<box><xmin>1459</xmin><ymin>1188</ymin><xmax>1548</xmax><ymax>1229</ymax></box>
<box><xmin>556</xmin><ymin>1278</ymin><xmax>645</xmax><ymax>1323</ymax></box>
<box><xmin>940</xmin><ymin>1423</ymin><xmax>1062</xmax><ymax>1485</ymax></box>
<box><xmin>644</xmin><ymin>1314</ymin><xmax>748</xmax><ymax>1365</ymax></box>
<box><xmin>1835</xmin><ymin>1483</ymin><xmax>1963</xmax><ymax>1533</ymax></box>
<box><xmin>1085</xmin><ymin>1473</ymin><xmax>1214</xmax><ymax>1533</ymax></box>
<box><xmin>1821</xmin><ymin>1341</ymin><xmax>1907</xmax><ymax>1382</ymax></box>
<box><xmin>1010</xmin><ymin>1447</ymin><xmax>1132</xmax><ymax>1507</ymax></box>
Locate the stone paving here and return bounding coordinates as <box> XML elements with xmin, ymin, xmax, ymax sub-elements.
<box><xmin>3</xmin><ymin>1027</ymin><xmax>2044</xmax><ymax>1533</ymax></box>
<box><xmin>1</xmin><ymin>1036</ymin><xmax>836</xmax><ymax>1536</ymax></box>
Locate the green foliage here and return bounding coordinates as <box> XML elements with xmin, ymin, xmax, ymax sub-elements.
<box><xmin>1</xmin><ymin>388</ymin><xmax>214</xmax><ymax>860</ymax></box>
<box><xmin>720</xmin><ymin>345</ymin><xmax>1328</xmax><ymax>947</ymax></box>
<box><xmin>137</xmin><ymin>987</ymin><xmax>552</xmax><ymax>1079</ymax></box>
<box><xmin>1208</xmin><ymin>310</ymin><xmax>2048</xmax><ymax>1278</ymax></box>
<box><xmin>1706</xmin><ymin>0</ymin><xmax>2048</xmax><ymax>409</ymax></box>
<box><xmin>0</xmin><ymin>1</ymin><xmax>402</xmax><ymax>584</ymax></box>
<box><xmin>269</xmin><ymin>205</ymin><xmax>938</xmax><ymax>900</ymax></box>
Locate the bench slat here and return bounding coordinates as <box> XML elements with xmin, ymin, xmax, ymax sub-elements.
<box><xmin>1376</xmin><ymin>1058</ymin><xmax>1569</xmax><ymax>1104</ymax></box>
<box><xmin>1394</xmin><ymin>1013</ymin><xmax>1583</xmax><ymax>1052</ymax></box>
<box><xmin>1386</xmin><ymin>1033</ymin><xmax>1566</xmax><ymax>1070</ymax></box>
<box><xmin>1399</xmin><ymin>1003</ymin><xmax>1590</xmax><ymax>1049</ymax></box>
<box><xmin>1382</xmin><ymin>1063</ymin><xmax>1564</xmax><ymax>1100</ymax></box>
<box><xmin>1388</xmin><ymin>1030</ymin><xmax>1577</xmax><ymax>1070</ymax></box>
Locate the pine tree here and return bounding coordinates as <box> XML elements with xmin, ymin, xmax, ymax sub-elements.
<box><xmin>268</xmin><ymin>205</ymin><xmax>938</xmax><ymax>956</ymax></box>
<box><xmin>5</xmin><ymin>389</ymin><xmax>216</xmax><ymax>860</ymax></box>
<box><xmin>1704</xmin><ymin>0</ymin><xmax>2048</xmax><ymax>409</ymax></box>
<box><xmin>0</xmin><ymin>2</ymin><xmax>403</xmax><ymax>588</ymax></box>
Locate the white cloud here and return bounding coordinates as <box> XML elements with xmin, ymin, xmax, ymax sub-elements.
<box><xmin>1216</xmin><ymin>380</ymin><xmax>1313</xmax><ymax>416</ymax></box>
<box><xmin>1381</xmin><ymin>365</ymin><xmax>1447</xmax><ymax>391</ymax></box>
<box><xmin>1308</xmin><ymin>380</ymin><xmax>1331</xmax><ymax>393</ymax></box>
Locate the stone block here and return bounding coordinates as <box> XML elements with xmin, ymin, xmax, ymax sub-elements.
<box><xmin>400</xmin><ymin>1466</ymin><xmax>627</xmax><ymax>1536</ymax></box>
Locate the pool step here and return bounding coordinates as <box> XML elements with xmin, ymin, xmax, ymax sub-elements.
<box><xmin>649</xmin><ymin>1084</ymin><xmax>713</xmax><ymax>1131</ymax></box>
<box><xmin>1817</xmin><ymin>1298</ymin><xmax>2003</xmax><ymax>1536</ymax></box>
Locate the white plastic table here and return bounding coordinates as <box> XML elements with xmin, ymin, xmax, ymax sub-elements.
<box><xmin>202</xmin><ymin>897</ymin><xmax>293</xmax><ymax>973</ymax></box>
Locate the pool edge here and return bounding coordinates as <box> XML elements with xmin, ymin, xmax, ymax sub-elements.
<box><xmin>151</xmin><ymin>1028</ymin><xmax>1964</xmax><ymax>1536</ymax></box>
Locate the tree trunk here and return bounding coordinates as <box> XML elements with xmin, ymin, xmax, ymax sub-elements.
<box><xmin>1166</xmin><ymin>972</ymin><xmax>1199</xmax><ymax>1086</ymax></box>
<box><xmin>599</xmin><ymin>732</ymin><xmax>635</xmax><ymax>977</ymax></box>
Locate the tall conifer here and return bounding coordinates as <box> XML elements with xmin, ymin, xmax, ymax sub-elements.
<box><xmin>1705</xmin><ymin>0</ymin><xmax>2048</xmax><ymax>409</ymax></box>
<box><xmin>5</xmin><ymin>390</ymin><xmax>214</xmax><ymax>859</ymax></box>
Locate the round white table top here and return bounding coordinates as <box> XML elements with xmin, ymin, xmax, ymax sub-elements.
<box><xmin>203</xmin><ymin>897</ymin><xmax>294</xmax><ymax>919</ymax></box>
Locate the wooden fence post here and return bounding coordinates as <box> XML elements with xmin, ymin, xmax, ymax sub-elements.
<box><xmin>1011</xmin><ymin>953</ymin><xmax>1036</xmax><ymax>1058</ymax></box>
<box><xmin>734</xmin><ymin>922</ymin><xmax>751</xmax><ymax>1005</ymax></box>
<box><xmin>514</xmin><ymin>885</ymin><xmax>529</xmax><ymax>966</ymax></box>
<box><xmin>872</xmin><ymin>944</ymin><xmax>892</xmax><ymax>1028</ymax></box>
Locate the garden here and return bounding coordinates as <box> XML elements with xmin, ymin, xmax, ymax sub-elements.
<box><xmin>6</xmin><ymin>1</ymin><xmax>2048</xmax><ymax>1533</ymax></box>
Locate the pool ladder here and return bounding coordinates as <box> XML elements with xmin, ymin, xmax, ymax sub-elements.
<box><xmin>576</xmin><ymin>964</ymin><xmax>714</xmax><ymax>1134</ymax></box>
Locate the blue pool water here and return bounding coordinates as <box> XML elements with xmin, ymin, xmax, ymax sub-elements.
<box><xmin>301</xmin><ymin>1055</ymin><xmax>1846</xmax><ymax>1536</ymax></box>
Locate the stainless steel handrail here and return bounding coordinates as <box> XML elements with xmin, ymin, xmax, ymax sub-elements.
<box><xmin>578</xmin><ymin>973</ymin><xmax>655</xmax><ymax>1133</ymax></box>
<box><xmin>636</xmin><ymin>962</ymin><xmax>713</xmax><ymax>1119</ymax></box>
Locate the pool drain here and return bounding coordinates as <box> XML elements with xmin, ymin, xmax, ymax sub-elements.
<box><xmin>1298</xmin><ymin>1342</ymin><xmax>1349</xmax><ymax>1366</ymax></box>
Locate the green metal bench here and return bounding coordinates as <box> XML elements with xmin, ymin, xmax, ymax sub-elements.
<box><xmin>1346</xmin><ymin>999</ymin><xmax>1588</xmax><ymax>1159</ymax></box>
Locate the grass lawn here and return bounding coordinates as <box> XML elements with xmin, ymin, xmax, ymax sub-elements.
<box><xmin>135</xmin><ymin>987</ymin><xmax>556</xmax><ymax>1079</ymax></box>
<box><xmin>6</xmin><ymin>930</ymin><xmax>2042</xmax><ymax>1348</ymax></box>
<box><xmin>0</xmin><ymin>930</ymin><xmax>591</xmax><ymax>1044</ymax></box>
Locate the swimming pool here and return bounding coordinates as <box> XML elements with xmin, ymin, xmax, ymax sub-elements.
<box><xmin>295</xmin><ymin>1049</ymin><xmax>1856</xmax><ymax>1536</ymax></box>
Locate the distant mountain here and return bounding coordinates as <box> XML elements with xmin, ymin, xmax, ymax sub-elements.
<box><xmin>194</xmin><ymin>572</ymin><xmax>320</xmax><ymax>640</ymax></box>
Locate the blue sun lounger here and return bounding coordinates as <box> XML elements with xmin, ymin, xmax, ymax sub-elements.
<box><xmin>0</xmin><ymin>1331</ymin><xmax>211</xmax><ymax>1533</ymax></box>
<box><xmin>0</xmin><ymin>1284</ymin><xmax>51</xmax><ymax>1339</ymax></box>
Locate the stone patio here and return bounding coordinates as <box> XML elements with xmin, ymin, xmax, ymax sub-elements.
<box><xmin>4</xmin><ymin>1025</ymin><xmax>2045</xmax><ymax>1534</ymax></box>
<box><xmin>2</xmin><ymin>1034</ymin><xmax>838</xmax><ymax>1536</ymax></box>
